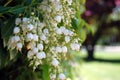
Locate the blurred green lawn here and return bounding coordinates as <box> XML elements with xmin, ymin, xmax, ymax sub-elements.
<box><xmin>79</xmin><ymin>51</ymin><xmax>120</xmax><ymax>80</ymax></box>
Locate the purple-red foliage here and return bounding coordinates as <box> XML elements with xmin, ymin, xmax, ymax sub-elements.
<box><xmin>82</xmin><ymin>0</ymin><xmax>117</xmax><ymax>22</ymax></box>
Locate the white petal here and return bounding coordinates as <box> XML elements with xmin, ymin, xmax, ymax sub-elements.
<box><xmin>58</xmin><ymin>73</ymin><xmax>66</xmax><ymax>80</ymax></box>
<box><xmin>55</xmin><ymin>15</ymin><xmax>61</xmax><ymax>23</ymax></box>
<box><xmin>37</xmin><ymin>43</ymin><xmax>44</xmax><ymax>51</ymax></box>
<box><xmin>51</xmin><ymin>58</ymin><xmax>59</xmax><ymax>67</ymax></box>
<box><xmin>33</xmin><ymin>34</ymin><xmax>38</xmax><ymax>41</ymax></box>
<box><xmin>27</xmin><ymin>24</ymin><xmax>34</xmax><ymax>31</ymax></box>
<box><xmin>62</xmin><ymin>46</ymin><xmax>67</xmax><ymax>53</ymax></box>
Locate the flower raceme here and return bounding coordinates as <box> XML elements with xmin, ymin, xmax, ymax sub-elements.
<box><xmin>7</xmin><ymin>0</ymin><xmax>81</xmax><ymax>79</ymax></box>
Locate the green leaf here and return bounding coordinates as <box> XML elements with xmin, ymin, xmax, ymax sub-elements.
<box><xmin>78</xmin><ymin>29</ymin><xmax>86</xmax><ymax>43</ymax></box>
<box><xmin>9</xmin><ymin>49</ymin><xmax>18</xmax><ymax>60</ymax></box>
<box><xmin>24</xmin><ymin>0</ymin><xmax>32</xmax><ymax>5</ymax></box>
<box><xmin>1</xmin><ymin>15</ymin><xmax>16</xmax><ymax>46</ymax></box>
<box><xmin>8</xmin><ymin>5</ymin><xmax>25</xmax><ymax>14</ymax></box>
<box><xmin>0</xmin><ymin>6</ymin><xmax>10</xmax><ymax>13</ymax></box>
<box><xmin>42</xmin><ymin>64</ymin><xmax>50</xmax><ymax>80</ymax></box>
<box><xmin>0</xmin><ymin>5</ymin><xmax>25</xmax><ymax>14</ymax></box>
<box><xmin>0</xmin><ymin>45</ymin><xmax>9</xmax><ymax>69</ymax></box>
<box><xmin>81</xmin><ymin>0</ymin><xmax>86</xmax><ymax>4</ymax></box>
<box><xmin>71</xmin><ymin>18</ymin><xmax>78</xmax><ymax>30</ymax></box>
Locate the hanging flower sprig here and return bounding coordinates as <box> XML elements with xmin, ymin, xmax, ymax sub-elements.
<box><xmin>7</xmin><ymin>0</ymin><xmax>81</xmax><ymax>79</ymax></box>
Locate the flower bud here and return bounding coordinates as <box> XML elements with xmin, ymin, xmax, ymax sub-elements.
<box><xmin>15</xmin><ymin>18</ymin><xmax>21</xmax><ymax>25</ymax></box>
<box><xmin>36</xmin><ymin>51</ymin><xmax>46</xmax><ymax>59</ymax></box>
<box><xmin>43</xmin><ymin>28</ymin><xmax>49</xmax><ymax>34</ymax></box>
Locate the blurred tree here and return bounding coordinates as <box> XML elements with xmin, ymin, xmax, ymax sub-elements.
<box><xmin>82</xmin><ymin>0</ymin><xmax>120</xmax><ymax>59</ymax></box>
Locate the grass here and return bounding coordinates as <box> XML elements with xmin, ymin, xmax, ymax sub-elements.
<box><xmin>79</xmin><ymin>51</ymin><xmax>120</xmax><ymax>80</ymax></box>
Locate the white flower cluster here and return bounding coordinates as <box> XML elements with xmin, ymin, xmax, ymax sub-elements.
<box><xmin>8</xmin><ymin>0</ymin><xmax>81</xmax><ymax>79</ymax></box>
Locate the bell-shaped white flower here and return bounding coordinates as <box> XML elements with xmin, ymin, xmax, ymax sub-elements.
<box><xmin>33</xmin><ymin>34</ymin><xmax>38</xmax><ymax>41</ymax></box>
<box><xmin>63</xmin><ymin>29</ymin><xmax>69</xmax><ymax>35</ymax></box>
<box><xmin>40</xmin><ymin>33</ymin><xmax>47</xmax><ymax>41</ymax></box>
<box><xmin>15</xmin><ymin>18</ymin><xmax>21</xmax><ymax>25</ymax></box>
<box><xmin>65</xmin><ymin>36</ymin><xmax>70</xmax><ymax>43</ymax></box>
<box><xmin>10</xmin><ymin>36</ymin><xmax>16</xmax><ymax>43</ymax></box>
<box><xmin>70</xmin><ymin>43</ymin><xmax>80</xmax><ymax>51</ymax></box>
<box><xmin>70</xmin><ymin>43</ymin><xmax>76</xmax><ymax>50</ymax></box>
<box><xmin>56</xmin><ymin>46</ymin><xmax>62</xmax><ymax>53</ymax></box>
<box><xmin>56</xmin><ymin>28</ymin><xmax>62</xmax><ymax>34</ymax></box>
<box><xmin>58</xmin><ymin>73</ymin><xmax>66</xmax><ymax>80</ymax></box>
<box><xmin>16</xmin><ymin>42</ymin><xmax>23</xmax><ymax>50</ymax></box>
<box><xmin>13</xmin><ymin>27</ymin><xmax>20</xmax><ymax>34</ymax></box>
<box><xmin>43</xmin><ymin>28</ymin><xmax>49</xmax><ymax>34</ymax></box>
<box><xmin>37</xmin><ymin>43</ymin><xmax>44</xmax><ymax>51</ymax></box>
<box><xmin>22</xmin><ymin>17</ymin><xmax>28</xmax><ymax>23</ymax></box>
<box><xmin>75</xmin><ymin>44</ymin><xmax>80</xmax><ymax>51</ymax></box>
<box><xmin>51</xmin><ymin>58</ymin><xmax>59</xmax><ymax>67</ymax></box>
<box><xmin>55</xmin><ymin>15</ymin><xmax>61</xmax><ymax>23</ymax></box>
<box><xmin>27</xmin><ymin>24</ymin><xmax>34</xmax><ymax>31</ymax></box>
<box><xmin>14</xmin><ymin>36</ymin><xmax>20</xmax><ymax>42</ymax></box>
<box><xmin>27</xmin><ymin>50</ymin><xmax>34</xmax><ymax>59</ymax></box>
<box><xmin>41</xmin><ymin>52</ymin><xmax>46</xmax><ymax>58</ymax></box>
<box><xmin>62</xmin><ymin>46</ymin><xmax>67</xmax><ymax>53</ymax></box>
<box><xmin>36</xmin><ymin>51</ymin><xmax>46</xmax><ymax>59</ymax></box>
<box><xmin>27</xmin><ymin>33</ymin><xmax>33</xmax><ymax>40</ymax></box>
<box><xmin>32</xmin><ymin>47</ymin><xmax>39</xmax><ymax>54</ymax></box>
